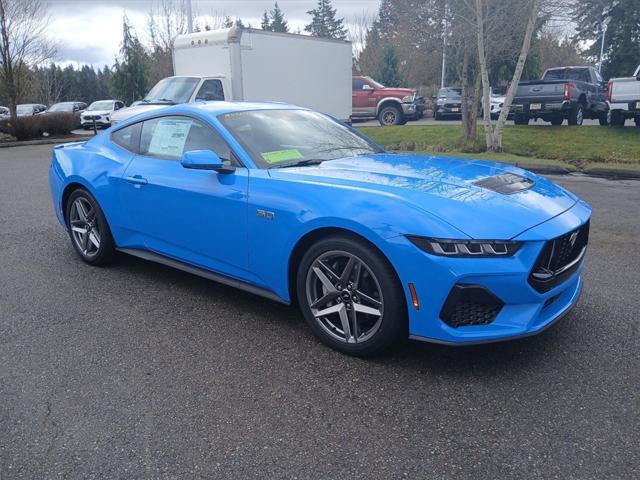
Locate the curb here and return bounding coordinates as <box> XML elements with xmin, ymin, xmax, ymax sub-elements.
<box><xmin>582</xmin><ymin>167</ymin><xmax>640</xmax><ymax>180</ymax></box>
<box><xmin>0</xmin><ymin>138</ymin><xmax>76</xmax><ymax>148</ymax></box>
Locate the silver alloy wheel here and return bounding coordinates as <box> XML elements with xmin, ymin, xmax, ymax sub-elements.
<box><xmin>69</xmin><ymin>197</ymin><xmax>101</xmax><ymax>257</ymax></box>
<box><xmin>305</xmin><ymin>250</ymin><xmax>384</xmax><ymax>344</ymax></box>
<box><xmin>382</xmin><ymin>110</ymin><xmax>397</xmax><ymax>125</ymax></box>
<box><xmin>576</xmin><ymin>106</ymin><xmax>583</xmax><ymax>125</ymax></box>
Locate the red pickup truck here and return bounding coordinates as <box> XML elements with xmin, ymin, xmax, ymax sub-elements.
<box><xmin>352</xmin><ymin>76</ymin><xmax>424</xmax><ymax>126</ymax></box>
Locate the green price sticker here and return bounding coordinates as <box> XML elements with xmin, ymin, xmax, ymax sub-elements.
<box><xmin>261</xmin><ymin>149</ymin><xmax>304</xmax><ymax>164</ymax></box>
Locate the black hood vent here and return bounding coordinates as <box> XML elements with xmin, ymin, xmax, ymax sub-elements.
<box><xmin>473</xmin><ymin>173</ymin><xmax>535</xmax><ymax>194</ymax></box>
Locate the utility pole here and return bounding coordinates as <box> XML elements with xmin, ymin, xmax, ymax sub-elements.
<box><xmin>441</xmin><ymin>39</ymin><xmax>446</xmax><ymax>87</ymax></box>
<box><xmin>186</xmin><ymin>0</ymin><xmax>193</xmax><ymax>33</ymax></box>
<box><xmin>598</xmin><ymin>15</ymin><xmax>611</xmax><ymax>74</ymax></box>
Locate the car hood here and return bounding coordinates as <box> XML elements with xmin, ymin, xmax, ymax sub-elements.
<box><xmin>380</xmin><ymin>87</ymin><xmax>416</xmax><ymax>97</ymax></box>
<box><xmin>270</xmin><ymin>153</ymin><xmax>577</xmax><ymax>239</ymax></box>
<box><xmin>82</xmin><ymin>109</ymin><xmax>112</xmax><ymax>116</ymax></box>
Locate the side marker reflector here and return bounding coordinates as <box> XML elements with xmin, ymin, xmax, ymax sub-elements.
<box><xmin>408</xmin><ymin>283</ymin><xmax>420</xmax><ymax>310</ymax></box>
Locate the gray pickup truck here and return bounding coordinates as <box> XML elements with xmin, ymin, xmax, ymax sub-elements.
<box><xmin>512</xmin><ymin>66</ymin><xmax>609</xmax><ymax>126</ymax></box>
<box><xmin>607</xmin><ymin>64</ymin><xmax>640</xmax><ymax>127</ymax></box>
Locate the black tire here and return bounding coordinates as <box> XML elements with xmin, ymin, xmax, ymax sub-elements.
<box><xmin>635</xmin><ymin>117</ymin><xmax>640</xmax><ymax>127</ymax></box>
<box><xmin>598</xmin><ymin>111</ymin><xmax>609</xmax><ymax>126</ymax></box>
<box><xmin>567</xmin><ymin>104</ymin><xmax>584</xmax><ymax>126</ymax></box>
<box><xmin>65</xmin><ymin>188</ymin><xmax>115</xmax><ymax>266</ymax></box>
<box><xmin>610</xmin><ymin>110</ymin><xmax>625</xmax><ymax>127</ymax></box>
<box><xmin>296</xmin><ymin>235</ymin><xmax>407</xmax><ymax>356</ymax></box>
<box><xmin>378</xmin><ymin>104</ymin><xmax>403</xmax><ymax>126</ymax></box>
<box><xmin>514</xmin><ymin>113</ymin><xmax>529</xmax><ymax>125</ymax></box>
<box><xmin>550</xmin><ymin>116</ymin><xmax>563</xmax><ymax>126</ymax></box>
<box><xmin>434</xmin><ymin>111</ymin><xmax>442</xmax><ymax>121</ymax></box>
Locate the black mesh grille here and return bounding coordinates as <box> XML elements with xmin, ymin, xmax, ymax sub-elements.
<box><xmin>529</xmin><ymin>221</ymin><xmax>589</xmax><ymax>293</ymax></box>
<box><xmin>440</xmin><ymin>285</ymin><xmax>504</xmax><ymax>328</ymax></box>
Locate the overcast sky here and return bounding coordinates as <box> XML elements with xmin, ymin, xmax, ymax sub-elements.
<box><xmin>44</xmin><ymin>0</ymin><xmax>380</xmax><ymax>67</ymax></box>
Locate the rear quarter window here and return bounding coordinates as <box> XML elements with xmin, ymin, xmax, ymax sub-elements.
<box><xmin>111</xmin><ymin>122</ymin><xmax>142</xmax><ymax>153</ymax></box>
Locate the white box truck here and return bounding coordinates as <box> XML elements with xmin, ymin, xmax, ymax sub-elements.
<box><xmin>112</xmin><ymin>27</ymin><xmax>352</xmax><ymax>123</ymax></box>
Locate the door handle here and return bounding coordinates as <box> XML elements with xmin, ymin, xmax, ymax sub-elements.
<box><xmin>124</xmin><ymin>175</ymin><xmax>148</xmax><ymax>186</ymax></box>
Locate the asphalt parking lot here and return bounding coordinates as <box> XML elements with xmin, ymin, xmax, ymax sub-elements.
<box><xmin>1</xmin><ymin>144</ymin><xmax>639</xmax><ymax>479</ymax></box>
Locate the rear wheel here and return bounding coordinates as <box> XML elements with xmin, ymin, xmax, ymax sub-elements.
<box><xmin>514</xmin><ymin>113</ymin><xmax>529</xmax><ymax>125</ymax></box>
<box><xmin>568</xmin><ymin>104</ymin><xmax>584</xmax><ymax>125</ymax></box>
<box><xmin>598</xmin><ymin>110</ymin><xmax>609</xmax><ymax>126</ymax></box>
<box><xmin>610</xmin><ymin>110</ymin><xmax>625</xmax><ymax>127</ymax></box>
<box><xmin>296</xmin><ymin>236</ymin><xmax>407</xmax><ymax>356</ymax></box>
<box><xmin>65</xmin><ymin>189</ymin><xmax>114</xmax><ymax>266</ymax></box>
<box><xmin>378</xmin><ymin>104</ymin><xmax>403</xmax><ymax>126</ymax></box>
<box><xmin>550</xmin><ymin>116</ymin><xmax>563</xmax><ymax>126</ymax></box>
<box><xmin>635</xmin><ymin>117</ymin><xmax>640</xmax><ymax>127</ymax></box>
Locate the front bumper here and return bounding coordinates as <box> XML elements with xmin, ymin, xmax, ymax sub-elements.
<box><xmin>385</xmin><ymin>200</ymin><xmax>591</xmax><ymax>345</ymax></box>
<box><xmin>401</xmin><ymin>103</ymin><xmax>417</xmax><ymax>116</ymax></box>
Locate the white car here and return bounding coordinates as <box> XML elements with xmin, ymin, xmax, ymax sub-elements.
<box><xmin>0</xmin><ymin>106</ymin><xmax>9</xmax><ymax>119</ymax></box>
<box><xmin>81</xmin><ymin>100</ymin><xmax>125</xmax><ymax>129</ymax></box>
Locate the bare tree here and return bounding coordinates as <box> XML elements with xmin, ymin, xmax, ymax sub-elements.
<box><xmin>0</xmin><ymin>0</ymin><xmax>56</xmax><ymax>117</ymax></box>
<box><xmin>346</xmin><ymin>10</ymin><xmax>376</xmax><ymax>65</ymax></box>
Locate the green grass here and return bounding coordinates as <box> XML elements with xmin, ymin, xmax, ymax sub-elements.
<box><xmin>358</xmin><ymin>124</ymin><xmax>640</xmax><ymax>172</ymax></box>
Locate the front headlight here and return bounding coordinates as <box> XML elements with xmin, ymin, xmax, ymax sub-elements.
<box><xmin>402</xmin><ymin>95</ymin><xmax>415</xmax><ymax>103</ymax></box>
<box><xmin>407</xmin><ymin>236</ymin><xmax>521</xmax><ymax>257</ymax></box>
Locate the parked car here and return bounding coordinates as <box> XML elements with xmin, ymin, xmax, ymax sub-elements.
<box><xmin>81</xmin><ymin>100</ymin><xmax>125</xmax><ymax>129</ymax></box>
<box><xmin>16</xmin><ymin>104</ymin><xmax>47</xmax><ymax>116</ymax></box>
<box><xmin>352</xmin><ymin>75</ymin><xmax>424</xmax><ymax>125</ymax></box>
<box><xmin>49</xmin><ymin>102</ymin><xmax>591</xmax><ymax>356</ymax></box>
<box><xmin>0</xmin><ymin>106</ymin><xmax>9</xmax><ymax>119</ymax></box>
<box><xmin>46</xmin><ymin>101</ymin><xmax>87</xmax><ymax>114</ymax></box>
<box><xmin>511</xmin><ymin>66</ymin><xmax>608</xmax><ymax>125</ymax></box>
<box><xmin>606</xmin><ymin>64</ymin><xmax>640</xmax><ymax>127</ymax></box>
<box><xmin>433</xmin><ymin>87</ymin><xmax>466</xmax><ymax>120</ymax></box>
<box><xmin>488</xmin><ymin>86</ymin><xmax>510</xmax><ymax>119</ymax></box>
<box><xmin>113</xmin><ymin>27</ymin><xmax>352</xmax><ymax>124</ymax></box>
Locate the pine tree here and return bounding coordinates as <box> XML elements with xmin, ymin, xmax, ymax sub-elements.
<box><xmin>377</xmin><ymin>44</ymin><xmax>402</xmax><ymax>87</ymax></box>
<box><xmin>111</xmin><ymin>16</ymin><xmax>150</xmax><ymax>105</ymax></box>
<box><xmin>261</xmin><ymin>10</ymin><xmax>271</xmax><ymax>30</ymax></box>
<box><xmin>235</xmin><ymin>18</ymin><xmax>245</xmax><ymax>28</ymax></box>
<box><xmin>573</xmin><ymin>0</ymin><xmax>640</xmax><ymax>78</ymax></box>
<box><xmin>304</xmin><ymin>0</ymin><xmax>347</xmax><ymax>40</ymax></box>
<box><xmin>223</xmin><ymin>16</ymin><xmax>234</xmax><ymax>28</ymax></box>
<box><xmin>269</xmin><ymin>2</ymin><xmax>289</xmax><ymax>33</ymax></box>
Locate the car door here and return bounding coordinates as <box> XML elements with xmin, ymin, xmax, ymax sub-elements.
<box><xmin>119</xmin><ymin>114</ymin><xmax>250</xmax><ymax>280</ymax></box>
<box><xmin>352</xmin><ymin>78</ymin><xmax>376</xmax><ymax>116</ymax></box>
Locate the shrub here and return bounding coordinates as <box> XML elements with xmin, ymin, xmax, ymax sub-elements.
<box><xmin>0</xmin><ymin>116</ymin><xmax>43</xmax><ymax>141</ymax></box>
<box><xmin>40</xmin><ymin>112</ymin><xmax>80</xmax><ymax>135</ymax></box>
<box><xmin>0</xmin><ymin>112</ymin><xmax>80</xmax><ymax>141</ymax></box>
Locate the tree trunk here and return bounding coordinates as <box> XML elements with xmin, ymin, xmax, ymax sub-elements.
<box><xmin>460</xmin><ymin>45</ymin><xmax>472</xmax><ymax>142</ymax></box>
<box><xmin>491</xmin><ymin>0</ymin><xmax>539</xmax><ymax>151</ymax></box>
<box><xmin>468</xmin><ymin>73</ymin><xmax>482</xmax><ymax>141</ymax></box>
<box><xmin>475</xmin><ymin>0</ymin><xmax>494</xmax><ymax>149</ymax></box>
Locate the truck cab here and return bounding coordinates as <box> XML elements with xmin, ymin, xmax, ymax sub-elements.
<box><xmin>352</xmin><ymin>76</ymin><xmax>423</xmax><ymax>126</ymax></box>
<box><xmin>111</xmin><ymin>76</ymin><xmax>226</xmax><ymax>124</ymax></box>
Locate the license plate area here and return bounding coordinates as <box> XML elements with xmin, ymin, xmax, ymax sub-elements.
<box><xmin>530</xmin><ymin>103</ymin><xmax>542</xmax><ymax>110</ymax></box>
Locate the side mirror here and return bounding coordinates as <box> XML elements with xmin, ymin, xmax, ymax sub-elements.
<box><xmin>362</xmin><ymin>84</ymin><xmax>374</xmax><ymax>91</ymax></box>
<box><xmin>181</xmin><ymin>150</ymin><xmax>235</xmax><ymax>174</ymax></box>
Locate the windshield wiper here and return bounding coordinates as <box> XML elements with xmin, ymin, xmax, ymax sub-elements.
<box><xmin>269</xmin><ymin>159</ymin><xmax>324</xmax><ymax>169</ymax></box>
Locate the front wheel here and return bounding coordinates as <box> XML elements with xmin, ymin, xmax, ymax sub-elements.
<box><xmin>65</xmin><ymin>189</ymin><xmax>115</xmax><ymax>266</ymax></box>
<box><xmin>296</xmin><ymin>236</ymin><xmax>407</xmax><ymax>356</ymax></box>
<box><xmin>378</xmin><ymin>105</ymin><xmax>403</xmax><ymax>126</ymax></box>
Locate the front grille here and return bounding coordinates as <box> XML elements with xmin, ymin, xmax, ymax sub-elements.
<box><xmin>528</xmin><ymin>221</ymin><xmax>589</xmax><ymax>293</ymax></box>
<box><xmin>440</xmin><ymin>285</ymin><xmax>504</xmax><ymax>328</ymax></box>
<box><xmin>84</xmin><ymin>115</ymin><xmax>102</xmax><ymax>120</ymax></box>
<box><xmin>444</xmin><ymin>103</ymin><xmax>461</xmax><ymax>109</ymax></box>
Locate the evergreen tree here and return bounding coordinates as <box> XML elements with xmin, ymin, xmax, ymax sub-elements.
<box><xmin>223</xmin><ymin>16</ymin><xmax>233</xmax><ymax>28</ymax></box>
<box><xmin>261</xmin><ymin>10</ymin><xmax>271</xmax><ymax>30</ymax></box>
<box><xmin>573</xmin><ymin>0</ymin><xmax>640</xmax><ymax>78</ymax></box>
<box><xmin>305</xmin><ymin>0</ymin><xmax>347</xmax><ymax>40</ymax></box>
<box><xmin>235</xmin><ymin>18</ymin><xmax>245</xmax><ymax>29</ymax></box>
<box><xmin>378</xmin><ymin>44</ymin><xmax>402</xmax><ymax>87</ymax></box>
<box><xmin>111</xmin><ymin>16</ymin><xmax>150</xmax><ymax>105</ymax></box>
<box><xmin>269</xmin><ymin>2</ymin><xmax>289</xmax><ymax>33</ymax></box>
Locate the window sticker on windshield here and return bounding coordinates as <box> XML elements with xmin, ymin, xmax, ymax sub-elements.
<box><xmin>148</xmin><ymin>119</ymin><xmax>192</xmax><ymax>158</ymax></box>
<box><xmin>260</xmin><ymin>149</ymin><xmax>304</xmax><ymax>164</ymax></box>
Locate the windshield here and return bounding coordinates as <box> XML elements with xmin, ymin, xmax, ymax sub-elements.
<box><xmin>88</xmin><ymin>101</ymin><xmax>114</xmax><ymax>111</ymax></box>
<box><xmin>439</xmin><ymin>87</ymin><xmax>462</xmax><ymax>98</ymax></box>
<box><xmin>219</xmin><ymin>109</ymin><xmax>383</xmax><ymax>169</ymax></box>
<box><xmin>48</xmin><ymin>103</ymin><xmax>75</xmax><ymax>112</ymax></box>
<box><xmin>543</xmin><ymin>68</ymin><xmax>590</xmax><ymax>82</ymax></box>
<box><xmin>17</xmin><ymin>105</ymin><xmax>35</xmax><ymax>114</ymax></box>
<box><xmin>143</xmin><ymin>77</ymin><xmax>200</xmax><ymax>104</ymax></box>
<box><xmin>491</xmin><ymin>86</ymin><xmax>507</xmax><ymax>97</ymax></box>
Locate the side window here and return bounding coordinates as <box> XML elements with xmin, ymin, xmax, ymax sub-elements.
<box><xmin>115</xmin><ymin>102</ymin><xmax>124</xmax><ymax>110</ymax></box>
<box><xmin>139</xmin><ymin>116</ymin><xmax>233</xmax><ymax>162</ymax></box>
<box><xmin>111</xmin><ymin>122</ymin><xmax>141</xmax><ymax>153</ymax></box>
<box><xmin>195</xmin><ymin>79</ymin><xmax>224</xmax><ymax>101</ymax></box>
<box><xmin>352</xmin><ymin>78</ymin><xmax>365</xmax><ymax>91</ymax></box>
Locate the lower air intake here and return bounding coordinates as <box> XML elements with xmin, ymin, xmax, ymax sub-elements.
<box><xmin>440</xmin><ymin>285</ymin><xmax>504</xmax><ymax>328</ymax></box>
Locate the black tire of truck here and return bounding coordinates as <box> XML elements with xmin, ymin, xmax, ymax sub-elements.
<box><xmin>610</xmin><ymin>110</ymin><xmax>625</xmax><ymax>127</ymax></box>
<box><xmin>598</xmin><ymin>110</ymin><xmax>610</xmax><ymax>126</ymax></box>
<box><xmin>514</xmin><ymin>113</ymin><xmax>530</xmax><ymax>125</ymax></box>
<box><xmin>378</xmin><ymin>104</ymin><xmax>404</xmax><ymax>126</ymax></box>
<box><xmin>567</xmin><ymin>104</ymin><xmax>584</xmax><ymax>126</ymax></box>
<box><xmin>635</xmin><ymin>117</ymin><xmax>640</xmax><ymax>127</ymax></box>
<box><xmin>550</xmin><ymin>116</ymin><xmax>563</xmax><ymax>126</ymax></box>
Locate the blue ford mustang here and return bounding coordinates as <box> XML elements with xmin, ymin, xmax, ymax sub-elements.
<box><xmin>49</xmin><ymin>102</ymin><xmax>591</xmax><ymax>355</ymax></box>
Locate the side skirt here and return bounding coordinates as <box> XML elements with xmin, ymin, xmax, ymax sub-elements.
<box><xmin>117</xmin><ymin>248</ymin><xmax>289</xmax><ymax>305</ymax></box>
